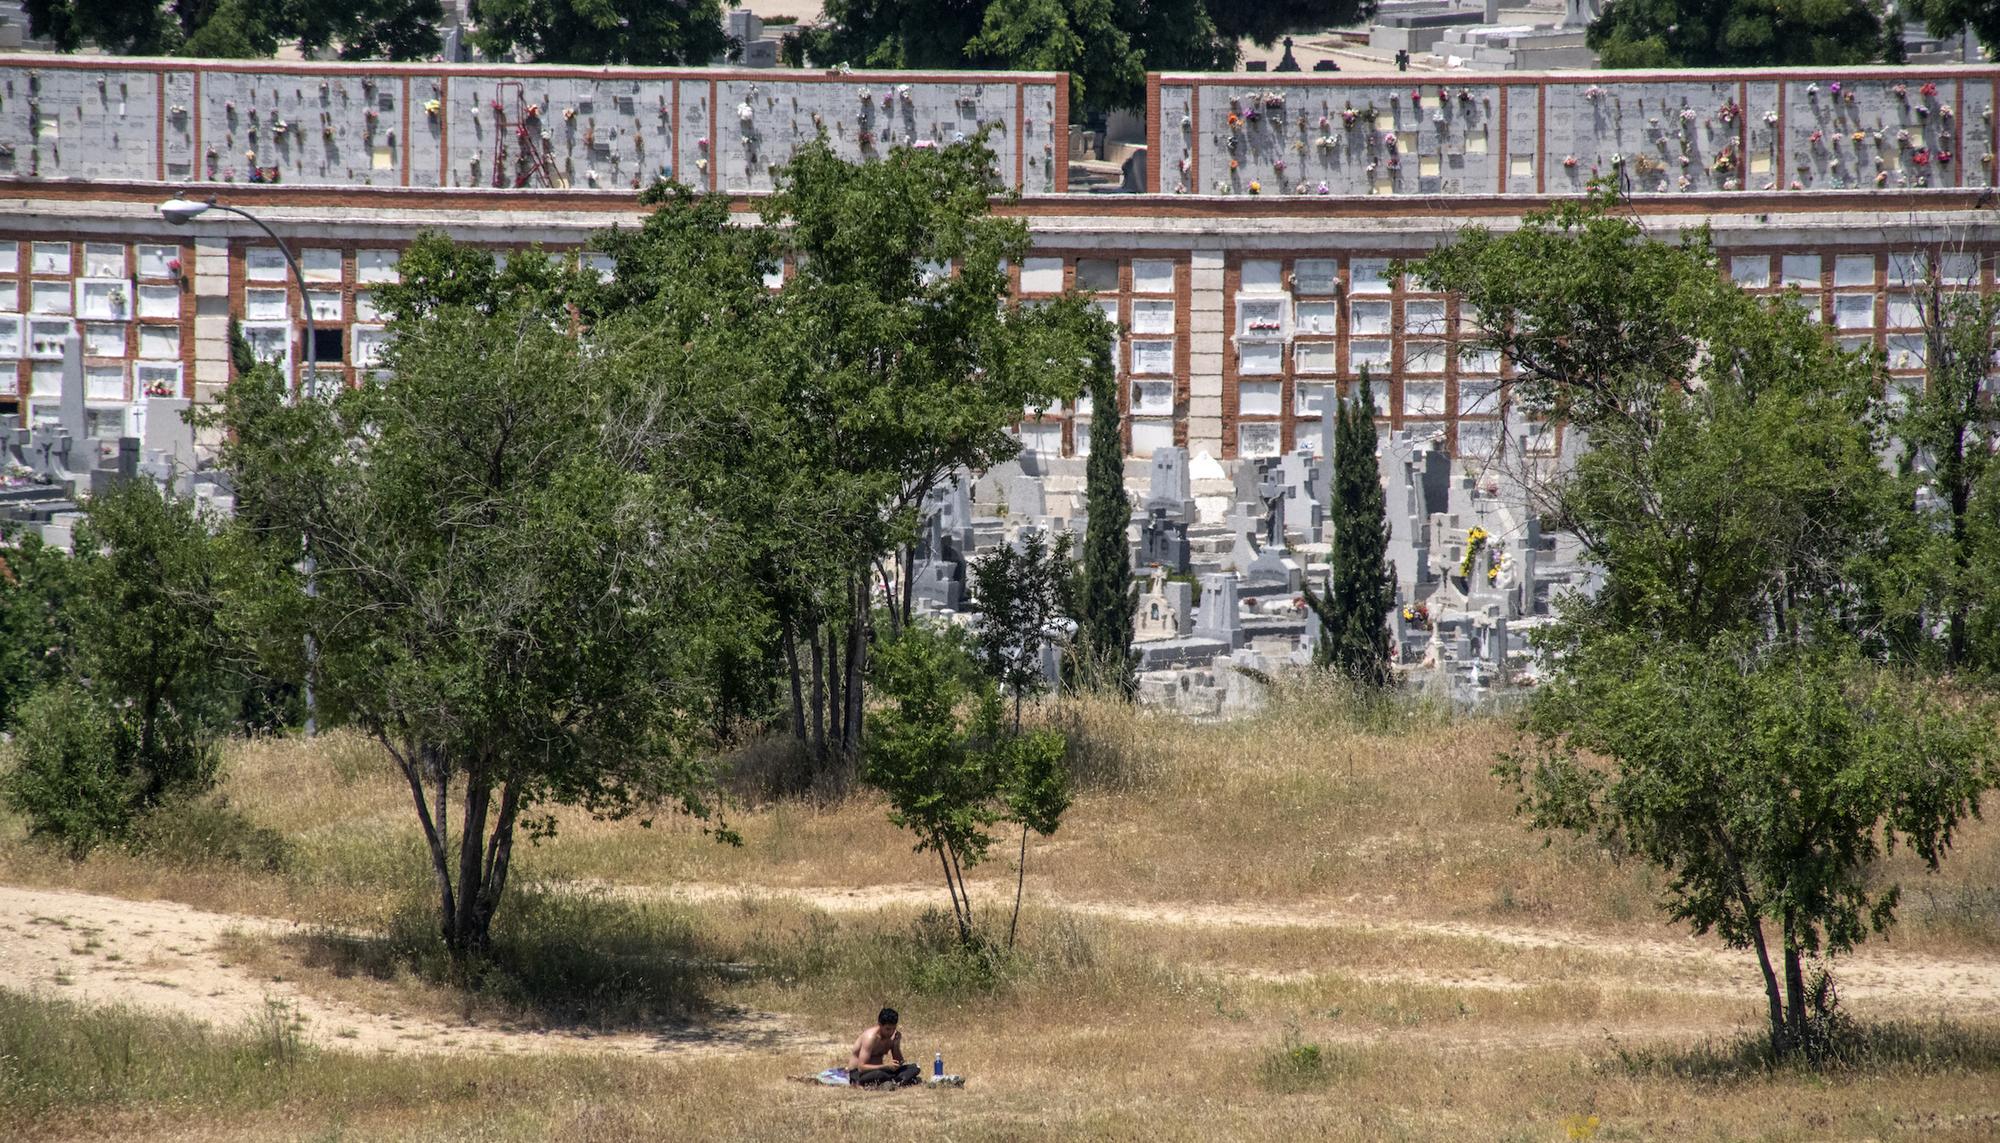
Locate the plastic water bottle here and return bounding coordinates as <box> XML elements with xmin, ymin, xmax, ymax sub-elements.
<box><xmin>934</xmin><ymin>1052</ymin><xmax>943</xmax><ymax>1078</ymax></box>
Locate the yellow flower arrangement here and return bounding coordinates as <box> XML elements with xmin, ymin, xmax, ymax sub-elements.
<box><xmin>1458</xmin><ymin>526</ymin><xmax>1489</xmax><ymax>576</ymax></box>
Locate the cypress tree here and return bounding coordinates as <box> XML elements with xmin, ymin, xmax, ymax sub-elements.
<box><xmin>1315</xmin><ymin>366</ymin><xmax>1396</xmax><ymax>685</ymax></box>
<box><xmin>1077</xmin><ymin>343</ymin><xmax>1137</xmax><ymax>695</ymax></box>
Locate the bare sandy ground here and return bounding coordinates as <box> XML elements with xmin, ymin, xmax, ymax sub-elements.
<box><xmin>646</xmin><ymin>879</ymin><xmax>2000</xmax><ymax>1016</ymax></box>
<box><xmin>0</xmin><ymin>884</ymin><xmax>826</xmax><ymax>1058</ymax></box>
<box><xmin>4</xmin><ymin>877</ymin><xmax>1993</xmax><ymax>1061</ymax></box>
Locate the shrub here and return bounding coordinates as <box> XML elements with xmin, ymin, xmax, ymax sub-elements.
<box><xmin>3</xmin><ymin>683</ymin><xmax>132</xmax><ymax>853</ymax></box>
<box><xmin>127</xmin><ymin>794</ymin><xmax>289</xmax><ymax>873</ymax></box>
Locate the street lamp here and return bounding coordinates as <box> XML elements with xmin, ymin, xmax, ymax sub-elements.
<box><xmin>157</xmin><ymin>197</ymin><xmax>320</xmax><ymax>735</ymax></box>
<box><xmin>156</xmin><ymin>197</ymin><xmax>318</xmax><ymax>401</ymax></box>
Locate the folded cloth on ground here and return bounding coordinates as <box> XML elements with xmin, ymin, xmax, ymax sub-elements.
<box><xmin>815</xmin><ymin>1068</ymin><xmax>850</xmax><ymax>1086</ymax></box>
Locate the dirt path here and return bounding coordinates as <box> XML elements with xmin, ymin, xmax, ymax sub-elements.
<box><xmin>640</xmin><ymin>880</ymin><xmax>2000</xmax><ymax>1015</ymax></box>
<box><xmin>0</xmin><ymin>884</ymin><xmax>828</xmax><ymax>1058</ymax></box>
<box><xmin>5</xmin><ymin>877</ymin><xmax>1994</xmax><ymax>1061</ymax></box>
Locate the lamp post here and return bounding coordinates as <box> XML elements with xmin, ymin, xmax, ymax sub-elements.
<box><xmin>157</xmin><ymin>197</ymin><xmax>318</xmax><ymax>402</ymax></box>
<box><xmin>158</xmin><ymin>197</ymin><xmax>320</xmax><ymax>735</ymax></box>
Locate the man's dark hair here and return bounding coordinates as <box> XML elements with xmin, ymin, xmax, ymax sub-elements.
<box><xmin>879</xmin><ymin>1007</ymin><xmax>899</xmax><ymax>1026</ymax></box>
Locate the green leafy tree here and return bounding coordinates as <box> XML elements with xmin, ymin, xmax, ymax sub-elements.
<box><xmin>1914</xmin><ymin>0</ymin><xmax>2000</xmax><ymax>59</ymax></box>
<box><xmin>66</xmin><ymin>481</ymin><xmax>234</xmax><ymax>806</ymax></box>
<box><xmin>749</xmin><ymin>137</ymin><xmax>1102</xmax><ymax>776</ymax></box>
<box><xmin>1416</xmin><ymin>192</ymin><xmax>1995</xmax><ymax>1058</ymax></box>
<box><xmin>970</xmin><ymin>528</ymin><xmax>1075</xmax><ymax>729</ymax></box>
<box><xmin>3</xmin><ymin>682</ymin><xmax>127</xmax><ymax>855</ymax></box>
<box><xmin>220</xmin><ymin>259</ymin><xmax>743</xmax><ymax>960</ymax></box>
<box><xmin>0</xmin><ymin>533</ymin><xmax>75</xmax><ymax>731</ymax></box>
<box><xmin>865</xmin><ymin>625</ymin><xmax>1014</xmax><ymax>945</ymax></box>
<box><xmin>469</xmin><ymin>0</ymin><xmax>729</xmax><ymax>64</ymax></box>
<box><xmin>3</xmin><ymin>482</ymin><xmax>235</xmax><ymax>850</ymax></box>
<box><xmin>1205</xmin><ymin>0</ymin><xmax>1373</xmax><ymax>47</ymax></box>
<box><xmin>1308</xmin><ymin>366</ymin><xmax>1393</xmax><ymax>685</ymax></box>
<box><xmin>27</xmin><ymin>0</ymin><xmax>441</xmax><ymax>58</ymax></box>
<box><xmin>1075</xmin><ymin>345</ymin><xmax>1137</xmax><ymax>696</ymax></box>
<box><xmin>1502</xmin><ymin>637</ymin><xmax>1994</xmax><ymax>1057</ymax></box>
<box><xmin>966</xmin><ymin>0</ymin><xmax>1148</xmax><ymax>114</ymax></box>
<box><xmin>1895</xmin><ymin>267</ymin><xmax>2000</xmax><ymax>672</ymax></box>
<box><xmin>1587</xmin><ymin>0</ymin><xmax>1888</xmax><ymax>68</ymax></box>
<box><xmin>1000</xmin><ymin>726</ymin><xmax>1068</xmax><ymax>949</ymax></box>
<box><xmin>804</xmin><ymin>0</ymin><xmax>1245</xmax><ymax>114</ymax></box>
<box><xmin>968</xmin><ymin>529</ymin><xmax>1077</xmax><ymax>946</ymax></box>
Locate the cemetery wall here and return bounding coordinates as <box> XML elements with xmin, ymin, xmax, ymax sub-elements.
<box><xmin>1149</xmin><ymin>68</ymin><xmax>2000</xmax><ymax>195</ymax></box>
<box><xmin>0</xmin><ymin>56</ymin><xmax>1067</xmax><ymax>194</ymax></box>
<box><xmin>2</xmin><ymin>59</ymin><xmax>2000</xmax><ymax>473</ymax></box>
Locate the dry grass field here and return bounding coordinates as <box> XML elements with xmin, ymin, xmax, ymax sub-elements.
<box><xmin>3</xmin><ymin>682</ymin><xmax>1999</xmax><ymax>1141</ymax></box>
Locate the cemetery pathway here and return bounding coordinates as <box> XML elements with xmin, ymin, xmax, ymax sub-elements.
<box><xmin>635</xmin><ymin>879</ymin><xmax>2000</xmax><ymax>1017</ymax></box>
<box><xmin>0</xmin><ymin>883</ymin><xmax>825</xmax><ymax>1058</ymax></box>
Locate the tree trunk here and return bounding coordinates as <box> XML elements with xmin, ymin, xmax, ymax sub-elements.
<box><xmin>782</xmin><ymin>621</ymin><xmax>806</xmax><ymax>742</ymax></box>
<box><xmin>947</xmin><ymin>846</ymin><xmax>974</xmax><ymax>944</ymax></box>
<box><xmin>844</xmin><ymin>575</ymin><xmax>867</xmax><ymax>758</ymax></box>
<box><xmin>386</xmin><ymin>736</ymin><xmax>457</xmax><ymax>949</ymax></box>
<box><xmin>900</xmin><ymin>544</ymin><xmax>916</xmax><ymax>628</ymax></box>
<box><xmin>937</xmin><ymin>846</ymin><xmax>967</xmax><ymax>943</ymax></box>
<box><xmin>1008</xmin><ymin>825</ymin><xmax>1029</xmax><ymax>950</ymax></box>
<box><xmin>808</xmin><ymin>625</ymin><xmax>826</xmax><ymax>763</ymax></box>
<box><xmin>453</xmin><ymin>774</ymin><xmax>493</xmax><ymax>957</ymax></box>
<box><xmin>1747</xmin><ymin>914</ymin><xmax>1789</xmax><ymax>1056</ymax></box>
<box><xmin>1783</xmin><ymin>930</ymin><xmax>1807</xmax><ymax>1052</ymax></box>
<box><xmin>474</xmin><ymin>780</ymin><xmax>522</xmax><ymax>941</ymax></box>
<box><xmin>828</xmin><ymin>616</ymin><xmax>845</xmax><ymax>755</ymax></box>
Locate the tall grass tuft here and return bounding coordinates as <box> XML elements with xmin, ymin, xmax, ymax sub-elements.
<box><xmin>1606</xmin><ymin>1017</ymin><xmax>2000</xmax><ymax>1080</ymax></box>
<box><xmin>0</xmin><ymin>989</ymin><xmax>311</xmax><ymax>1118</ymax></box>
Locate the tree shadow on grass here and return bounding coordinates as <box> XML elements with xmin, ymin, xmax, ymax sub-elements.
<box><xmin>286</xmin><ymin>881</ymin><xmax>763</xmax><ymax>1036</ymax></box>
<box><xmin>1604</xmin><ymin>1018</ymin><xmax>2000</xmax><ymax>1082</ymax></box>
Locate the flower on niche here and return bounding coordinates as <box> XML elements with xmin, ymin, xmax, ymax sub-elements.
<box><xmin>1852</xmin><ymin>130</ymin><xmax>1866</xmax><ymax>142</ymax></box>
<box><xmin>1342</xmin><ymin>108</ymin><xmax>1358</xmax><ymax>126</ymax></box>
<box><xmin>1248</xmin><ymin>179</ymin><xmax>1261</xmax><ymax>194</ymax></box>
<box><xmin>1913</xmin><ymin>149</ymin><xmax>1931</xmax><ymax>165</ymax></box>
<box><xmin>424</xmin><ymin>99</ymin><xmax>440</xmax><ymax>117</ymax></box>
<box><xmin>1806</xmin><ymin>83</ymin><xmax>1820</xmax><ymax>95</ymax></box>
<box><xmin>1680</xmin><ymin>107</ymin><xmax>1696</xmax><ymax>121</ymax></box>
<box><xmin>1921</xmin><ymin>82</ymin><xmax>1939</xmax><ymax>98</ymax></box>
<box><xmin>1790</xmin><ymin>179</ymin><xmax>1803</xmax><ymax>189</ymax></box>
<box><xmin>1229</xmin><ymin>157</ymin><xmax>1239</xmax><ymax>170</ymax></box>
<box><xmin>1830</xmin><ymin>81</ymin><xmax>1842</xmax><ymax>97</ymax></box>
<box><xmin>1410</xmin><ymin>88</ymin><xmax>1422</xmax><ymax>106</ymax></box>
<box><xmin>1893</xmin><ymin>83</ymin><xmax>1909</xmax><ymax>98</ymax></box>
<box><xmin>1316</xmin><ymin>181</ymin><xmax>1329</xmax><ymax>194</ymax></box>
<box><xmin>1274</xmin><ymin>158</ymin><xmax>1287</xmax><ymax>172</ymax></box>
<box><xmin>1810</xmin><ymin>129</ymin><xmax>1823</xmax><ymax>144</ymax></box>
<box><xmin>1584</xmin><ymin>85</ymin><xmax>1604</xmax><ymax>100</ymax></box>
<box><xmin>564</xmin><ymin>107</ymin><xmax>577</xmax><ymax>122</ymax></box>
<box><xmin>1764</xmin><ymin>111</ymin><xmax>1779</xmax><ymax>124</ymax></box>
<box><xmin>1563</xmin><ymin>153</ymin><xmax>1579</xmax><ymax>168</ymax></box>
<box><xmin>1677</xmin><ymin>173</ymin><xmax>1692</xmax><ymax>190</ymax></box>
<box><xmin>166</xmin><ymin>258</ymin><xmax>182</xmax><ymax>276</ymax></box>
<box><xmin>1228</xmin><ymin>112</ymin><xmax>1241</xmax><ymax>128</ymax></box>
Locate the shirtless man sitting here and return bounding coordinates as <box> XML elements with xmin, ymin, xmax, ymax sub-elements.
<box><xmin>848</xmin><ymin>1007</ymin><xmax>921</xmax><ymax>1087</ymax></box>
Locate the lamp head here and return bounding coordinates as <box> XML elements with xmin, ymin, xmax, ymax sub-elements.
<box><xmin>157</xmin><ymin>197</ymin><xmax>212</xmax><ymax>225</ymax></box>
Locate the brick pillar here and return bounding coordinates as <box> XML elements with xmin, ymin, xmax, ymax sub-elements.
<box><xmin>1187</xmin><ymin>248</ymin><xmax>1225</xmax><ymax>454</ymax></box>
<box><xmin>191</xmin><ymin>235</ymin><xmax>231</xmax><ymax>406</ymax></box>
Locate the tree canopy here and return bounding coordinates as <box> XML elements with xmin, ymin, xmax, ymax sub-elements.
<box><xmin>26</xmin><ymin>0</ymin><xmax>442</xmax><ymax>58</ymax></box>
<box><xmin>467</xmin><ymin>0</ymin><xmax>730</xmax><ymax>65</ymax></box>
<box><xmin>803</xmin><ymin>0</ymin><xmax>1364</xmax><ymax>116</ymax></box>
<box><xmin>1414</xmin><ymin>192</ymin><xmax>1999</xmax><ymax>1058</ymax></box>
<box><xmin>1588</xmin><ymin>0</ymin><xmax>1889</xmax><ymax>68</ymax></box>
